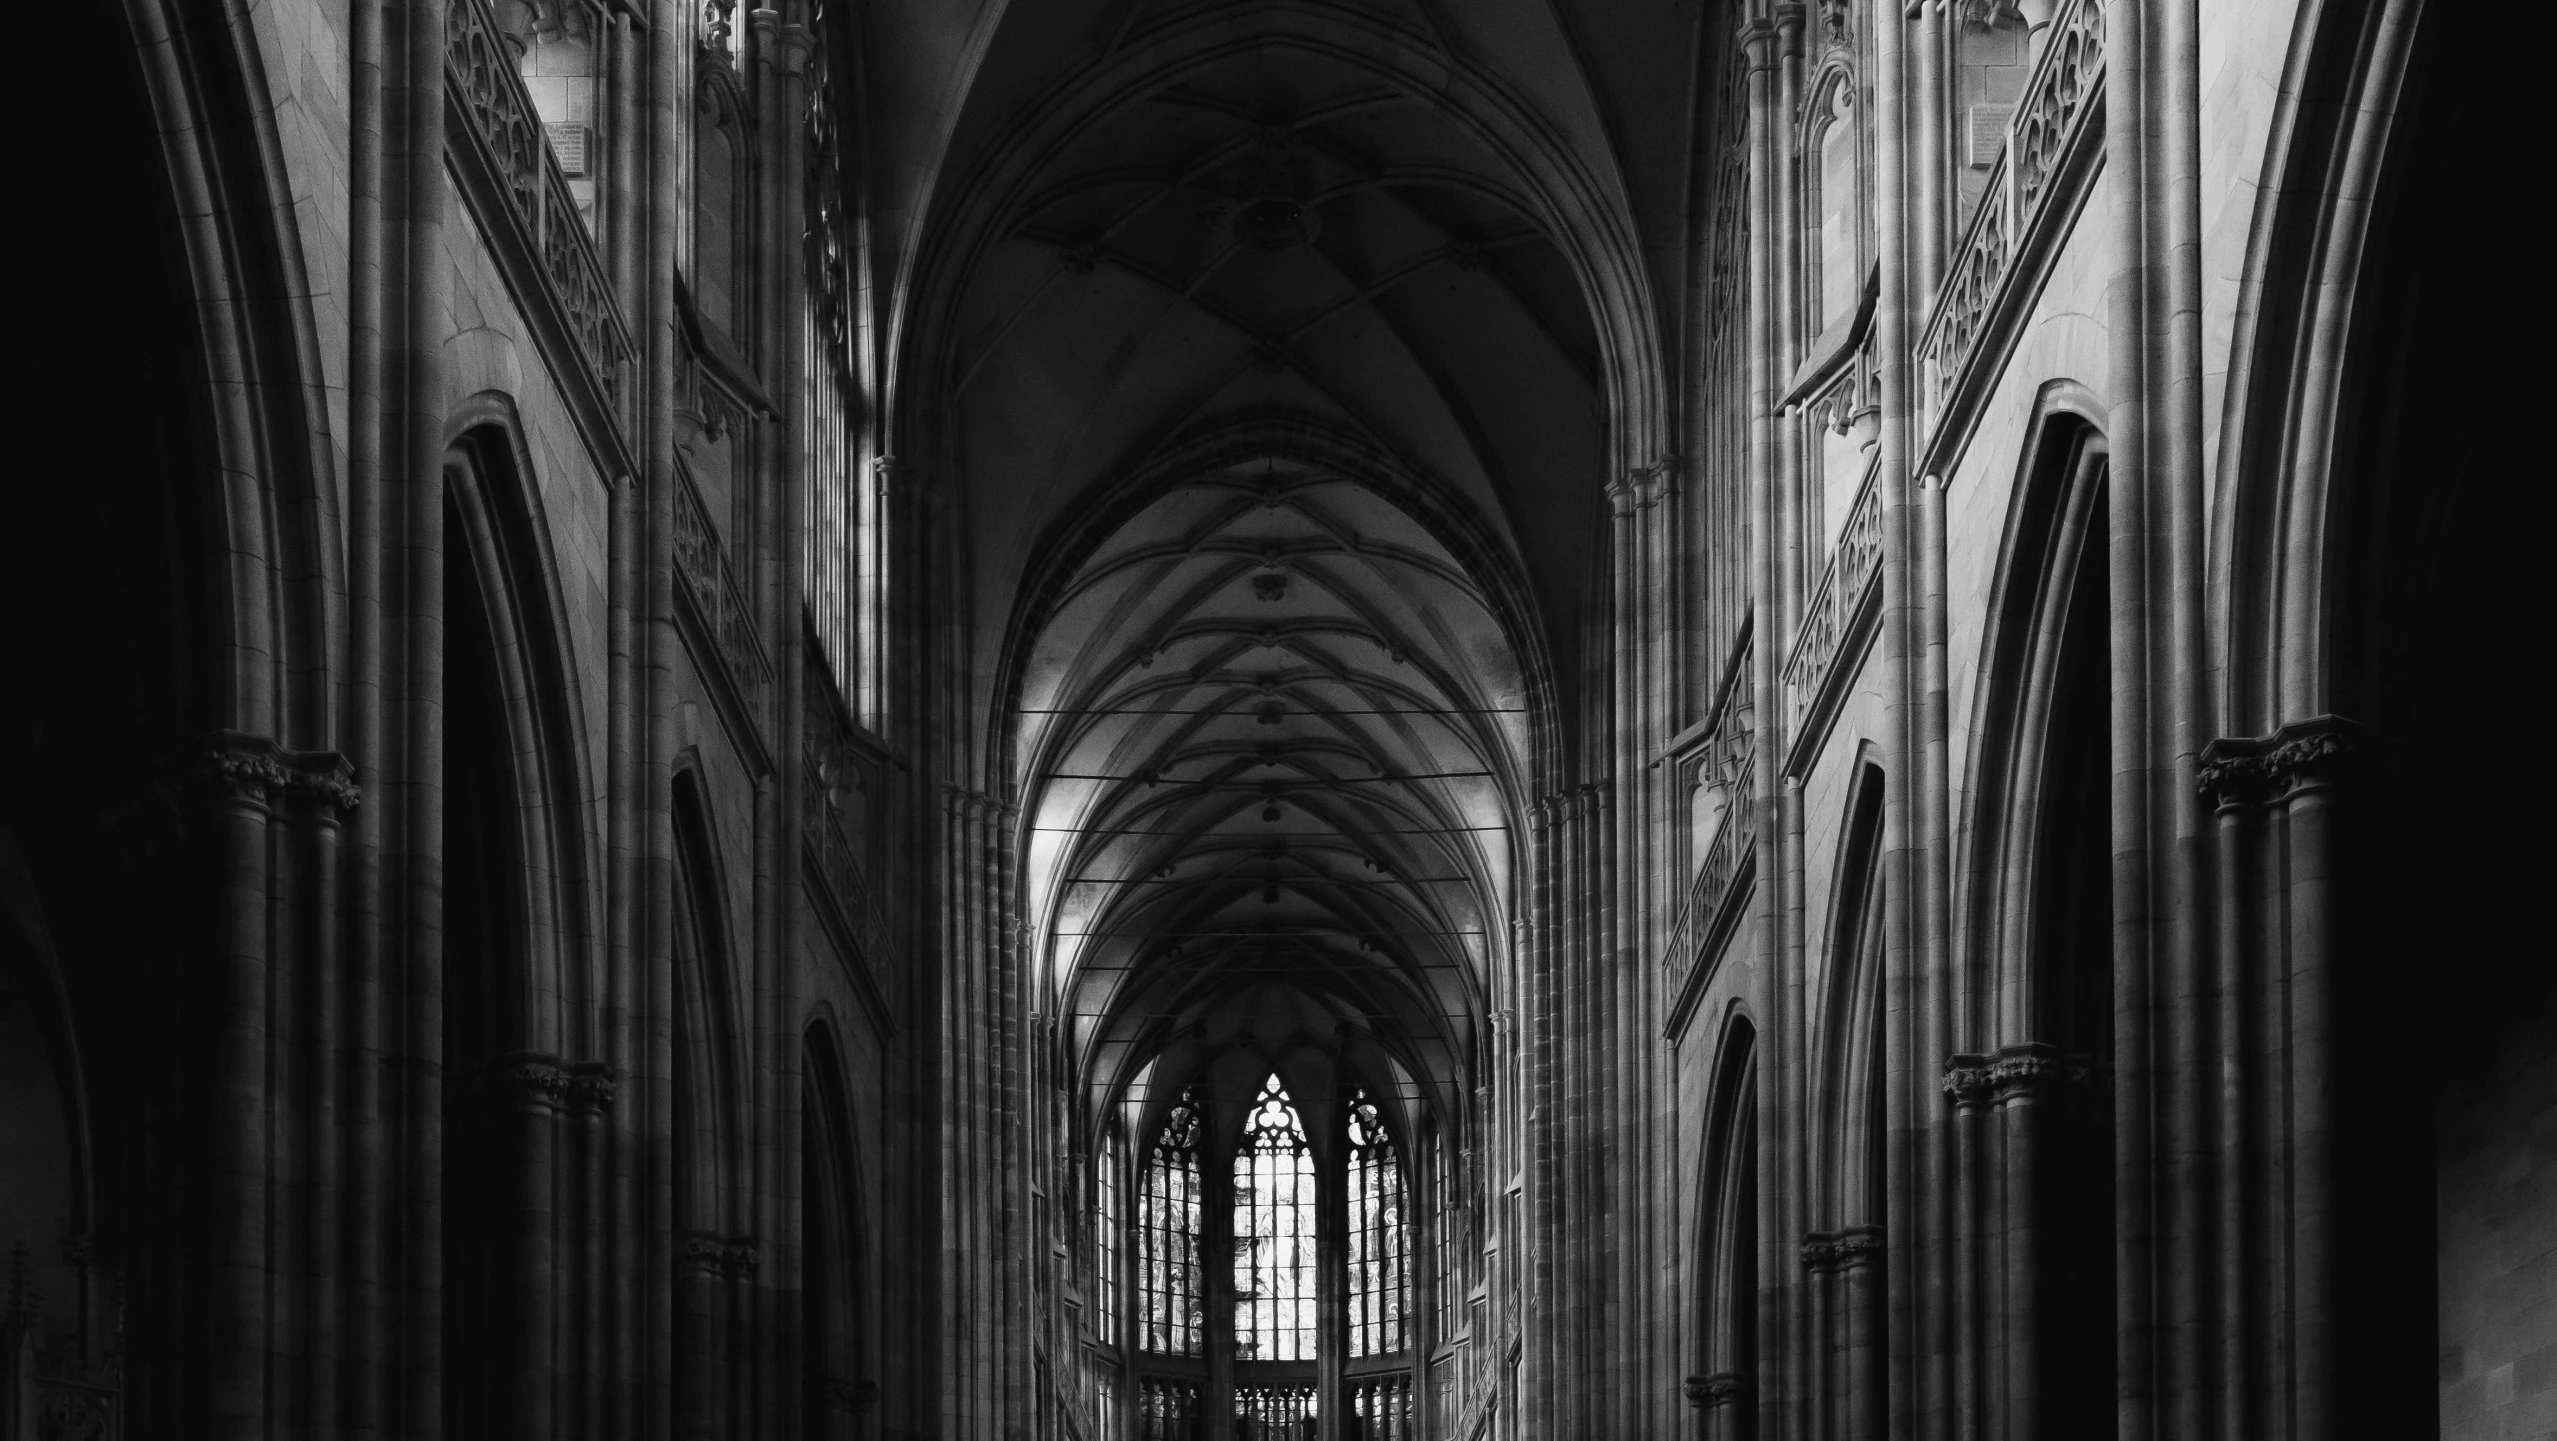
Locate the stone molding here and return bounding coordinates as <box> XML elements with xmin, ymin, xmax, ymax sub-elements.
<box><xmin>1800</xmin><ymin>1225</ymin><xmax>1885</xmax><ymax>1271</ymax></box>
<box><xmin>1944</xmin><ymin>1042</ymin><xmax>2098</xmax><ymax>1104</ymax></box>
<box><xmin>676</xmin><ymin>1232</ymin><xmax>758</xmax><ymax>1279</ymax></box>
<box><xmin>1685</xmin><ymin>1372</ymin><xmax>1746</xmax><ymax>1407</ymax></box>
<box><xmin>494</xmin><ymin>1052</ymin><xmax>573</xmax><ymax>1107</ymax></box>
<box><xmin>444</xmin><ymin>0</ymin><xmax>639</xmax><ymax>462</ymax></box>
<box><xmin>2197</xmin><ymin>714</ymin><xmax>2362</xmax><ymax>809</ymax></box>
<box><xmin>568</xmin><ymin>1061</ymin><xmax>619</xmax><ymax>1114</ymax></box>
<box><xmin>200</xmin><ymin>732</ymin><xmax>362</xmax><ymax>814</ymax></box>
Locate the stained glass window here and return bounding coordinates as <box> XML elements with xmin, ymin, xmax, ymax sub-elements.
<box><xmin>1096</xmin><ymin>1124</ymin><xmax>1122</xmax><ymax>1334</ymax></box>
<box><xmin>1434</xmin><ymin>1125</ymin><xmax>1458</xmax><ymax>1339</ymax></box>
<box><xmin>1347</xmin><ymin>1089</ymin><xmax>1408</xmax><ymax>1355</ymax></box>
<box><xmin>1140</xmin><ymin>1092</ymin><xmax>1203</xmax><ymax>1354</ymax></box>
<box><xmin>1232</xmin><ymin>1075</ymin><xmax>1315</xmax><ymax>1360</ymax></box>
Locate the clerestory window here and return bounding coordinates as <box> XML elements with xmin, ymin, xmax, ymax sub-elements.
<box><xmin>1346</xmin><ymin>1090</ymin><xmax>1408</xmax><ymax>1356</ymax></box>
<box><xmin>1232</xmin><ymin>1077</ymin><xmax>1316</xmax><ymax>1360</ymax></box>
<box><xmin>1113</xmin><ymin>1071</ymin><xmax>1422</xmax><ymax>1434</ymax></box>
<box><xmin>1139</xmin><ymin>1091</ymin><xmax>1204</xmax><ymax>1355</ymax></box>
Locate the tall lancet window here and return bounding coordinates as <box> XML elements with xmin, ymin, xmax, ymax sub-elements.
<box><xmin>1347</xmin><ymin>1090</ymin><xmax>1409</xmax><ymax>1355</ymax></box>
<box><xmin>1140</xmin><ymin>1091</ymin><xmax>1203</xmax><ymax>1354</ymax></box>
<box><xmin>1096</xmin><ymin>1123</ymin><xmax>1123</xmax><ymax>1331</ymax></box>
<box><xmin>1232</xmin><ymin>1076</ymin><xmax>1315</xmax><ymax>1360</ymax></box>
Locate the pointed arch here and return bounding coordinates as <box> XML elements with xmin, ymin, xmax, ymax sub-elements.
<box><xmin>445</xmin><ymin>404</ymin><xmax>606</xmax><ymax>1051</ymax></box>
<box><xmin>1231</xmin><ymin>1075</ymin><xmax>1316</xmax><ymax>1363</ymax></box>
<box><xmin>1693</xmin><ymin>1010</ymin><xmax>1759</xmax><ymax>1433</ymax></box>
<box><xmin>1138</xmin><ymin>1086</ymin><xmax>1206</xmax><ymax>1356</ymax></box>
<box><xmin>802</xmin><ymin>1018</ymin><xmax>874</xmax><ymax>1437</ymax></box>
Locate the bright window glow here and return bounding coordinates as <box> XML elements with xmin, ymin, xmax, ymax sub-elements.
<box><xmin>1347</xmin><ymin>1090</ymin><xmax>1408</xmax><ymax>1355</ymax></box>
<box><xmin>1139</xmin><ymin>1093</ymin><xmax>1202</xmax><ymax>1354</ymax></box>
<box><xmin>1096</xmin><ymin>1125</ymin><xmax>1122</xmax><ymax>1333</ymax></box>
<box><xmin>1232</xmin><ymin>1076</ymin><xmax>1315</xmax><ymax>1360</ymax></box>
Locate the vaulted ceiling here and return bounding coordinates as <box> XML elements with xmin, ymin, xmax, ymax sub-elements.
<box><xmin>861</xmin><ymin>0</ymin><xmax>1717</xmax><ymax>1127</ymax></box>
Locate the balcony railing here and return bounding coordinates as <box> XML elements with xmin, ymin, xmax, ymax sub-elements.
<box><xmin>1914</xmin><ymin>0</ymin><xmax>2106</xmax><ymax>439</ymax></box>
<box><xmin>1137</xmin><ymin>1377</ymin><xmax>1202</xmax><ymax>1440</ymax></box>
<box><xmin>673</xmin><ymin>470</ymin><xmax>775</xmax><ymax>711</ymax></box>
<box><xmin>446</xmin><ymin>0</ymin><xmax>637</xmax><ymax>445</ymax></box>
<box><xmin>1662</xmin><ymin>749</ymin><xmax>1754</xmax><ymax>1001</ymax></box>
<box><xmin>1783</xmin><ymin>465</ymin><xmax>1884</xmax><ymax>737</ymax></box>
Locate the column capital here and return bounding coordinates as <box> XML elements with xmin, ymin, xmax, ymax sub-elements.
<box><xmin>1941</xmin><ymin>1052</ymin><xmax>1993</xmax><ymax>1106</ymax></box>
<box><xmin>2197</xmin><ymin>714</ymin><xmax>2362</xmax><ymax>809</ymax></box>
<box><xmin>567</xmin><ymin>1060</ymin><xmax>619</xmax><ymax>1114</ymax></box>
<box><xmin>493</xmin><ymin>1052</ymin><xmax>572</xmax><ymax>1109</ymax></box>
<box><xmin>1685</xmin><ymin>1372</ymin><xmax>1746</xmax><ymax>1407</ymax></box>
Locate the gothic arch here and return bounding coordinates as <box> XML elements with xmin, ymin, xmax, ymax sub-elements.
<box><xmin>891</xmin><ymin>3</ymin><xmax>1670</xmax><ymax>478</ymax></box>
<box><xmin>671</xmin><ymin>766</ymin><xmax>751</xmax><ymax>1235</ymax></box>
<box><xmin>1816</xmin><ymin>757</ymin><xmax>1887</xmax><ymax>1224</ymax></box>
<box><xmin>1689</xmin><ymin>1010</ymin><xmax>1758</xmax><ymax>1423</ymax></box>
<box><xmin>121</xmin><ymin>0</ymin><xmax>345</xmax><ymax>746</ymax></box>
<box><xmin>2208</xmin><ymin>0</ymin><xmax>2423</xmax><ymax>729</ymax></box>
<box><xmin>1955</xmin><ymin>384</ymin><xmax>2107</xmax><ymax>1034</ymax></box>
<box><xmin>446</xmin><ymin>407</ymin><xmax>606</xmax><ymax>1050</ymax></box>
<box><xmin>802</xmin><ymin>1018</ymin><xmax>876</xmax><ymax>1433</ymax></box>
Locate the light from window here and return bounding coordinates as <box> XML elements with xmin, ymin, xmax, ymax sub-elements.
<box><xmin>1434</xmin><ymin>1125</ymin><xmax>1458</xmax><ymax>1340</ymax></box>
<box><xmin>1140</xmin><ymin>1093</ymin><xmax>1202</xmax><ymax>1354</ymax></box>
<box><xmin>1347</xmin><ymin>1090</ymin><xmax>1408</xmax><ymax>1355</ymax></box>
<box><xmin>1233</xmin><ymin>1075</ymin><xmax>1315</xmax><ymax>1360</ymax></box>
<box><xmin>1096</xmin><ymin>1125</ymin><xmax>1122</xmax><ymax>1336</ymax></box>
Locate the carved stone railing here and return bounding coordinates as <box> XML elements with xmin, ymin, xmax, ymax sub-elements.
<box><xmin>1349</xmin><ymin>1371</ymin><xmax>1414</xmax><ymax>1435</ymax></box>
<box><xmin>674</xmin><ymin>470</ymin><xmax>774</xmax><ymax>707</ymax></box>
<box><xmin>802</xmin><ymin>750</ymin><xmax>889</xmax><ymax>975</ymax></box>
<box><xmin>1783</xmin><ymin>465</ymin><xmax>1884</xmax><ymax>735</ymax></box>
<box><xmin>1663</xmin><ymin>749</ymin><xmax>1754</xmax><ymax>1002</ymax></box>
<box><xmin>1914</xmin><ymin>0</ymin><xmax>2105</xmax><ymax>438</ymax></box>
<box><xmin>1802</xmin><ymin>315</ymin><xmax>1882</xmax><ymax>441</ymax></box>
<box><xmin>446</xmin><ymin>0</ymin><xmax>637</xmax><ymax>449</ymax></box>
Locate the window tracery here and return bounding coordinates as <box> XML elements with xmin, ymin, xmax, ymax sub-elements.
<box><xmin>1347</xmin><ymin>1090</ymin><xmax>1407</xmax><ymax>1356</ymax></box>
<box><xmin>1232</xmin><ymin>1076</ymin><xmax>1315</xmax><ymax>1361</ymax></box>
<box><xmin>1140</xmin><ymin>1091</ymin><xmax>1204</xmax><ymax>1354</ymax></box>
<box><xmin>1097</xmin><ymin>1123</ymin><xmax>1123</xmax><ymax>1337</ymax></box>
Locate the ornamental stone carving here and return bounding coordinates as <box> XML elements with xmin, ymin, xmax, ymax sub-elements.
<box><xmin>199</xmin><ymin>733</ymin><xmax>361</xmax><ymax>814</ymax></box>
<box><xmin>2197</xmin><ymin>714</ymin><xmax>2362</xmax><ymax>808</ymax></box>
<box><xmin>1685</xmin><ymin>1372</ymin><xmax>1745</xmax><ymax>1407</ymax></box>
<box><xmin>677</xmin><ymin>1232</ymin><xmax>728</xmax><ymax>1276</ymax></box>
<box><xmin>568</xmin><ymin>1061</ymin><xmax>618</xmax><ymax>1114</ymax></box>
<box><xmin>495</xmin><ymin>1053</ymin><xmax>572</xmax><ymax>1107</ymax></box>
<box><xmin>1942</xmin><ymin>1054</ymin><xmax>1994</xmax><ymax>1105</ymax></box>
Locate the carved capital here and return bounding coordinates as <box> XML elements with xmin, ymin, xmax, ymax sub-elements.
<box><xmin>1685</xmin><ymin>1372</ymin><xmax>1745</xmax><ymax>1407</ymax></box>
<box><xmin>568</xmin><ymin>1061</ymin><xmax>619</xmax><ymax>1114</ymax></box>
<box><xmin>677</xmin><ymin>1231</ymin><xmax>727</xmax><ymax>1276</ymax></box>
<box><xmin>1987</xmin><ymin>1040</ymin><xmax>2069</xmax><ymax>1098</ymax></box>
<box><xmin>287</xmin><ymin>751</ymin><xmax>362</xmax><ymax>812</ymax></box>
<box><xmin>825</xmin><ymin>1376</ymin><xmax>879</xmax><ymax>1411</ymax></box>
<box><xmin>1942</xmin><ymin>1053</ymin><xmax>1993</xmax><ymax>1106</ymax></box>
<box><xmin>198</xmin><ymin>732</ymin><xmax>361</xmax><ymax>815</ymax></box>
<box><xmin>1799</xmin><ymin>1232</ymin><xmax>1837</xmax><ymax>1270</ymax></box>
<box><xmin>2201</xmin><ymin>715</ymin><xmax>2363</xmax><ymax>807</ymax></box>
<box><xmin>2266</xmin><ymin>715</ymin><xmax>2360</xmax><ymax>793</ymax></box>
<box><xmin>2194</xmin><ymin>744</ymin><xmax>2275</xmax><ymax>809</ymax></box>
<box><xmin>720</xmin><ymin>1238</ymin><xmax>761</xmax><ymax>1278</ymax></box>
<box><xmin>200</xmin><ymin>731</ymin><xmax>293</xmax><ymax>809</ymax></box>
<box><xmin>494</xmin><ymin>1052</ymin><xmax>572</xmax><ymax>1107</ymax></box>
<box><xmin>1831</xmin><ymin>1225</ymin><xmax>1886</xmax><ymax>1267</ymax></box>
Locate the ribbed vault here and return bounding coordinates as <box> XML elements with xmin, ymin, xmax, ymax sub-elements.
<box><xmin>922</xmin><ymin>0</ymin><xmax>1656</xmax><ymax>1131</ymax></box>
<box><xmin>1019</xmin><ymin>439</ymin><xmax>1533</xmax><ymax>1121</ymax></box>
